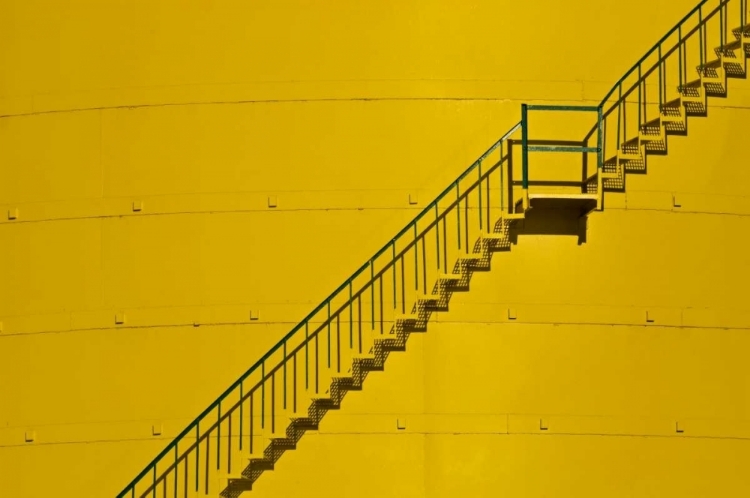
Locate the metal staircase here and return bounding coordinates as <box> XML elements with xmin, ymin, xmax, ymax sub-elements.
<box><xmin>117</xmin><ymin>1</ymin><xmax>749</xmax><ymax>496</ymax></box>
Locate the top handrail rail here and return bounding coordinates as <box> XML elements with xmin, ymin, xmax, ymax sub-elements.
<box><xmin>116</xmin><ymin>119</ymin><xmax>522</xmax><ymax>497</ymax></box>
<box><xmin>598</xmin><ymin>0</ymin><xmax>714</xmax><ymax>108</ymax></box>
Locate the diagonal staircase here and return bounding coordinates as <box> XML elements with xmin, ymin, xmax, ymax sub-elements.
<box><xmin>117</xmin><ymin>1</ymin><xmax>749</xmax><ymax>496</ymax></box>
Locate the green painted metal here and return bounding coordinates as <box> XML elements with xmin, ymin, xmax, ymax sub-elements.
<box><xmin>526</xmin><ymin>104</ymin><xmax>599</xmax><ymax>112</ymax></box>
<box><xmin>116</xmin><ymin>117</ymin><xmax>523</xmax><ymax>498</ymax></box>
<box><xmin>599</xmin><ymin>0</ymin><xmax>714</xmax><ymax>107</ymax></box>
<box><xmin>521</xmin><ymin>104</ymin><xmax>529</xmax><ymax>190</ymax></box>
<box><xmin>527</xmin><ymin>146</ymin><xmax>599</xmax><ymax>153</ymax></box>
<box><xmin>118</xmin><ymin>0</ymin><xmax>749</xmax><ymax>494</ymax></box>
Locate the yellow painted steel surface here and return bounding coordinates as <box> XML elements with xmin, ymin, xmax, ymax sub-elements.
<box><xmin>1</xmin><ymin>0</ymin><xmax>749</xmax><ymax>496</ymax></box>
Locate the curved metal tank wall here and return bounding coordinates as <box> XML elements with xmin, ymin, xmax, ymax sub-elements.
<box><xmin>1</xmin><ymin>0</ymin><xmax>748</xmax><ymax>496</ymax></box>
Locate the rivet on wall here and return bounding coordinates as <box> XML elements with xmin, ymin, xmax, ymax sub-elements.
<box><xmin>132</xmin><ymin>201</ymin><xmax>143</xmax><ymax>212</ymax></box>
<box><xmin>24</xmin><ymin>430</ymin><xmax>35</xmax><ymax>443</ymax></box>
<box><xmin>508</xmin><ymin>308</ymin><xmax>517</xmax><ymax>320</ymax></box>
<box><xmin>539</xmin><ymin>419</ymin><xmax>548</xmax><ymax>431</ymax></box>
<box><xmin>408</xmin><ymin>193</ymin><xmax>418</xmax><ymax>205</ymax></box>
<box><xmin>152</xmin><ymin>423</ymin><xmax>163</xmax><ymax>436</ymax></box>
<box><xmin>115</xmin><ymin>312</ymin><xmax>126</xmax><ymax>325</ymax></box>
<box><xmin>396</xmin><ymin>418</ymin><xmax>406</xmax><ymax>430</ymax></box>
<box><xmin>267</xmin><ymin>196</ymin><xmax>278</xmax><ymax>208</ymax></box>
<box><xmin>7</xmin><ymin>208</ymin><xmax>18</xmax><ymax>220</ymax></box>
<box><xmin>250</xmin><ymin>310</ymin><xmax>260</xmax><ymax>321</ymax></box>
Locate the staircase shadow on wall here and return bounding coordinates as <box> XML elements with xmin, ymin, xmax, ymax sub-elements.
<box><xmin>219</xmin><ymin>213</ymin><xmax>587</xmax><ymax>498</ymax></box>
<box><xmin>509</xmin><ymin>208</ymin><xmax>590</xmax><ymax>245</ymax></box>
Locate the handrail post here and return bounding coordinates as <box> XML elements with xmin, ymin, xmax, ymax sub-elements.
<box><xmin>521</xmin><ymin>104</ymin><xmax>529</xmax><ymax>192</ymax></box>
<box><xmin>658</xmin><ymin>45</ymin><xmax>663</xmax><ymax>111</ymax></box>
<box><xmin>678</xmin><ymin>26</ymin><xmax>683</xmax><ymax>91</ymax></box>
<box><xmin>617</xmin><ymin>84</ymin><xmax>622</xmax><ymax>150</ymax></box>
<box><xmin>478</xmin><ymin>161</ymin><xmax>483</xmax><ymax>231</ymax></box>
<box><xmin>597</xmin><ymin>106</ymin><xmax>603</xmax><ymax>172</ymax></box>
<box><xmin>699</xmin><ymin>7</ymin><xmax>704</xmax><ymax>70</ymax></box>
<box><xmin>638</xmin><ymin>64</ymin><xmax>642</xmax><ymax>127</ymax></box>
<box><xmin>597</xmin><ymin>105</ymin><xmax>604</xmax><ymax>210</ymax></box>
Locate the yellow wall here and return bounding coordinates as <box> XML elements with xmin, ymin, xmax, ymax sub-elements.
<box><xmin>2</xmin><ymin>0</ymin><xmax>749</xmax><ymax>496</ymax></box>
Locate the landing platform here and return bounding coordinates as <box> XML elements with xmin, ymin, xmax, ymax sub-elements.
<box><xmin>515</xmin><ymin>193</ymin><xmax>598</xmax><ymax>216</ymax></box>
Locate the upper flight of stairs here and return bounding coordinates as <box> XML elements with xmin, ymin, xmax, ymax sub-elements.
<box><xmin>118</xmin><ymin>2</ymin><xmax>749</xmax><ymax>497</ymax></box>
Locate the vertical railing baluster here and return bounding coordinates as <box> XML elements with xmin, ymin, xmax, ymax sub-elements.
<box><xmin>400</xmin><ymin>255</ymin><xmax>406</xmax><ymax>314</ymax></box>
<box><xmin>679</xmin><ymin>26</ymin><xmax>683</xmax><ymax>91</ymax></box>
<box><xmin>622</xmin><ymin>82</ymin><xmax>626</xmax><ymax>147</ymax></box>
<box><xmin>499</xmin><ymin>142</ymin><xmax>504</xmax><ymax>216</ymax></box>
<box><xmin>152</xmin><ymin>464</ymin><xmax>156</xmax><ymax>498</ymax></box>
<box><xmin>174</xmin><ymin>445</ymin><xmax>178</xmax><ymax>498</ymax></box>
<box><xmin>349</xmin><ymin>283</ymin><xmax>354</xmax><ymax>348</ymax></box>
<box><xmin>261</xmin><ymin>363</ymin><xmax>265</xmax><ymax>429</ymax></box>
<box><xmin>617</xmin><ymin>84</ymin><xmax>622</xmax><ymax>150</ymax></box>
<box><xmin>293</xmin><ymin>353</ymin><xmax>298</xmax><ymax>413</ymax></box>
<box><xmin>204</xmin><ymin>431</ymin><xmax>209</xmax><ymax>495</ymax></box>
<box><xmin>283</xmin><ymin>341</ymin><xmax>287</xmax><ymax>410</ymax></box>
<box><xmin>195</xmin><ymin>424</ymin><xmax>199</xmax><ymax>492</ymax></box>
<box><xmin>699</xmin><ymin>7</ymin><xmax>704</xmax><ymax>72</ymax></box>
<box><xmin>239</xmin><ymin>383</ymin><xmax>243</xmax><ymax>452</ymax></box>
<box><xmin>272</xmin><ymin>379</ymin><xmax>279</xmax><ymax>437</ymax></box>
<box><xmin>413</xmin><ymin>225</ymin><xmax>418</xmax><ymax>290</ymax></box>
<box><xmin>392</xmin><ymin>242</ymin><xmax>397</xmax><ymax>309</ymax></box>
<box><xmin>304</xmin><ymin>322</ymin><xmax>309</xmax><ymax>390</ymax></box>
<box><xmin>327</xmin><ymin>302</ymin><xmax>331</xmax><ymax>368</ymax></box>
<box><xmin>478</xmin><ymin>162</ymin><xmax>483</xmax><ymax>230</ymax></box>
<box><xmin>421</xmin><ymin>235</ymin><xmax>427</xmax><ymax>292</ymax></box>
<box><xmin>217</xmin><ymin>403</ymin><xmax>221</xmax><ymax>469</ymax></box>
<box><xmin>357</xmin><ymin>295</ymin><xmax>362</xmax><ymax>354</ymax></box>
<box><xmin>253</xmin><ymin>389</ymin><xmax>255</xmax><ymax>455</ymax></box>
<box><xmin>721</xmin><ymin>3</ymin><xmax>724</xmax><ymax>49</ymax></box>
<box><xmin>336</xmin><ymin>314</ymin><xmax>341</xmax><ymax>373</ymax></box>
<box><xmin>442</xmin><ymin>217</ymin><xmax>447</xmax><ymax>271</ymax></box>
<box><xmin>370</xmin><ymin>262</ymin><xmax>374</xmax><ymax>329</ymax></box>
<box><xmin>658</xmin><ymin>45</ymin><xmax>663</xmax><ymax>111</ymax></box>
<box><xmin>315</xmin><ymin>333</ymin><xmax>319</xmax><ymax>394</ymax></box>
<box><xmin>597</xmin><ymin>106</ymin><xmax>603</xmax><ymax>172</ymax></box>
<box><xmin>486</xmin><ymin>169</ymin><xmax>491</xmax><ymax>233</ymax></box>
<box><xmin>638</xmin><ymin>64</ymin><xmax>642</xmax><ymax>127</ymax></box>
<box><xmin>379</xmin><ymin>275</ymin><xmax>384</xmax><ymax>334</ymax></box>
<box><xmin>521</xmin><ymin>104</ymin><xmax>529</xmax><ymax>191</ymax></box>
<box><xmin>227</xmin><ymin>412</ymin><xmax>232</xmax><ymax>473</ymax></box>
<box><xmin>464</xmin><ymin>187</ymin><xmax>469</xmax><ymax>254</ymax></box>
<box><xmin>456</xmin><ymin>185</ymin><xmax>461</xmax><ymax>250</ymax></box>
<box><xmin>435</xmin><ymin>204</ymin><xmax>440</xmax><ymax>269</ymax></box>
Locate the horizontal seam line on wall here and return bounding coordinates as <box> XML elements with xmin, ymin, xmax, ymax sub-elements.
<box><xmin>2</xmin><ymin>99</ymin><xmax>750</xmax><ymax>120</ymax></box>
<box><xmin>4</xmin><ymin>204</ymin><xmax>750</xmax><ymax>227</ymax></box>
<box><xmin>0</xmin><ymin>206</ymin><xmax>425</xmax><ymax>226</ymax></box>
<box><xmin>0</xmin><ymin>96</ymin><xmax>598</xmax><ymax>119</ymax></box>
<box><xmin>3</xmin><ymin>432</ymin><xmax>749</xmax><ymax>449</ymax></box>
<box><xmin>2</xmin><ymin>319</ymin><xmax>750</xmax><ymax>339</ymax></box>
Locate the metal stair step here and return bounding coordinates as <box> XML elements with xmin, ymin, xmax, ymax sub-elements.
<box><xmin>416</xmin><ymin>293</ymin><xmax>442</xmax><ymax>302</ymax></box>
<box><xmin>480</xmin><ymin>232</ymin><xmax>506</xmax><ymax>240</ymax></box>
<box><xmin>438</xmin><ymin>273</ymin><xmax>463</xmax><ymax>281</ymax></box>
<box><xmin>457</xmin><ymin>253</ymin><xmax>484</xmax><ymax>261</ymax></box>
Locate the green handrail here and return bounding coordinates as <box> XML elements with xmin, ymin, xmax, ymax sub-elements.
<box><xmin>598</xmin><ymin>0</ymin><xmax>715</xmax><ymax>108</ymax></box>
<box><xmin>118</xmin><ymin>0</ymin><xmax>750</xmax><ymax>494</ymax></box>
<box><xmin>116</xmin><ymin>119</ymin><xmax>521</xmax><ymax>498</ymax></box>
